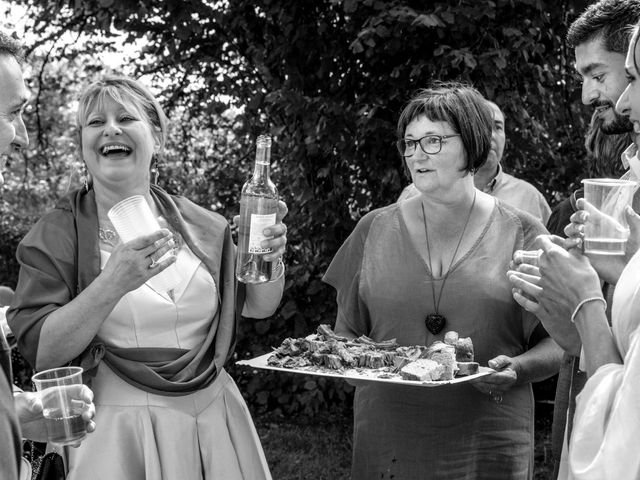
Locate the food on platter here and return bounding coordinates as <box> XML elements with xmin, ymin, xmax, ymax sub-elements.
<box><xmin>425</xmin><ymin>342</ymin><xmax>458</xmax><ymax>380</ymax></box>
<box><xmin>456</xmin><ymin>362</ymin><xmax>480</xmax><ymax>376</ymax></box>
<box><xmin>444</xmin><ymin>332</ymin><xmax>473</xmax><ymax>361</ymax></box>
<box><xmin>266</xmin><ymin>324</ymin><xmax>480</xmax><ymax>383</ymax></box>
<box><xmin>400</xmin><ymin>359</ymin><xmax>444</xmax><ymax>381</ymax></box>
<box><xmin>453</xmin><ymin>338</ymin><xmax>474</xmax><ymax>362</ymax></box>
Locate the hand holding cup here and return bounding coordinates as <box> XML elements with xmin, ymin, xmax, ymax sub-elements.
<box><xmin>102</xmin><ymin>229</ymin><xmax>176</xmax><ymax>296</ymax></box>
<box><xmin>108</xmin><ymin>195</ymin><xmax>180</xmax><ymax>292</ymax></box>
<box><xmin>566</xmin><ymin>198</ymin><xmax>640</xmax><ymax>284</ymax></box>
<box><xmin>579</xmin><ymin>179</ymin><xmax>636</xmax><ymax>255</ymax></box>
<box><xmin>508</xmin><ymin>235</ymin><xmax>589</xmax><ymax>355</ymax></box>
<box><xmin>30</xmin><ymin>367</ymin><xmax>96</xmax><ymax>446</ymax></box>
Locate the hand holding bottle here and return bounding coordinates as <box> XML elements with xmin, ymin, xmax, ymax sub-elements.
<box><xmin>236</xmin><ymin>135</ymin><xmax>287</xmax><ymax>283</ymax></box>
<box><xmin>234</xmin><ymin>200</ymin><xmax>288</xmax><ymax>262</ymax></box>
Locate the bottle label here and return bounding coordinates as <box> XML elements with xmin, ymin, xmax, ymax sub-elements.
<box><xmin>248</xmin><ymin>213</ymin><xmax>277</xmax><ymax>254</ymax></box>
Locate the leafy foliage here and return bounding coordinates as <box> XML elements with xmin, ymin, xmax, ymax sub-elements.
<box><xmin>4</xmin><ymin>0</ymin><xmax>594</xmax><ymax>413</ymax></box>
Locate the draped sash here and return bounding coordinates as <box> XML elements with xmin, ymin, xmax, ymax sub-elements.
<box><xmin>9</xmin><ymin>186</ymin><xmax>245</xmax><ymax>396</ymax></box>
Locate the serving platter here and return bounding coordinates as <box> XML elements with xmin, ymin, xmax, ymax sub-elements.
<box><xmin>237</xmin><ymin>352</ymin><xmax>494</xmax><ymax>388</ymax></box>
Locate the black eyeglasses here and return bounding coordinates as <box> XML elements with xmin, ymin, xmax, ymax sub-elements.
<box><xmin>396</xmin><ymin>134</ymin><xmax>461</xmax><ymax>157</ymax></box>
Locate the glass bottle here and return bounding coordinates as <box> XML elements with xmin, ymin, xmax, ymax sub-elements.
<box><xmin>236</xmin><ymin>134</ymin><xmax>279</xmax><ymax>283</ymax></box>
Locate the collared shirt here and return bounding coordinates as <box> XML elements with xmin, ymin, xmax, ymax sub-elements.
<box><xmin>619</xmin><ymin>143</ymin><xmax>640</xmax><ymax>212</ymax></box>
<box><xmin>398</xmin><ymin>164</ymin><xmax>552</xmax><ymax>224</ymax></box>
<box><xmin>620</xmin><ymin>143</ymin><xmax>639</xmax><ymax>182</ymax></box>
<box><xmin>482</xmin><ymin>164</ymin><xmax>551</xmax><ymax>223</ymax></box>
<box><xmin>620</xmin><ymin>143</ymin><xmax>635</xmax><ymax>170</ymax></box>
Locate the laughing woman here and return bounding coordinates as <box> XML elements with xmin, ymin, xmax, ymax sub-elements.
<box><xmin>8</xmin><ymin>76</ymin><xmax>286</xmax><ymax>480</ymax></box>
<box><xmin>323</xmin><ymin>82</ymin><xmax>563</xmax><ymax>480</ymax></box>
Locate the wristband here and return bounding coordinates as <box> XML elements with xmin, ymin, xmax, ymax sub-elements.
<box><xmin>271</xmin><ymin>257</ymin><xmax>285</xmax><ymax>281</ymax></box>
<box><xmin>570</xmin><ymin>296</ymin><xmax>607</xmax><ymax>324</ymax></box>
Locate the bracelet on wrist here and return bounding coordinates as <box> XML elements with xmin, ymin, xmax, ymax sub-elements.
<box><xmin>570</xmin><ymin>296</ymin><xmax>607</xmax><ymax>324</ymax></box>
<box><xmin>271</xmin><ymin>257</ymin><xmax>285</xmax><ymax>281</ymax></box>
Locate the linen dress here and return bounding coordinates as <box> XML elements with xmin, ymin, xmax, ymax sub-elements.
<box><xmin>65</xmin><ymin>244</ymin><xmax>271</xmax><ymax>480</ymax></box>
<box><xmin>324</xmin><ymin>199</ymin><xmax>547</xmax><ymax>480</ymax></box>
<box><xmin>557</xmin><ymin>247</ymin><xmax>640</xmax><ymax>480</ymax></box>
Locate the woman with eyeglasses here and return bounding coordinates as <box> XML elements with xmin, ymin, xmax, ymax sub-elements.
<box><xmin>323</xmin><ymin>82</ymin><xmax>563</xmax><ymax>480</ymax></box>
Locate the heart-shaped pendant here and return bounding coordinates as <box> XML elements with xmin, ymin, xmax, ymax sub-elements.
<box><xmin>425</xmin><ymin>314</ymin><xmax>446</xmax><ymax>335</ymax></box>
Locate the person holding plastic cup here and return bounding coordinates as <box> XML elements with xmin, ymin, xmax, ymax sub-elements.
<box><xmin>8</xmin><ymin>75</ymin><xmax>287</xmax><ymax>480</ymax></box>
<box><xmin>508</xmin><ymin>24</ymin><xmax>640</xmax><ymax>480</ymax></box>
<box><xmin>0</xmin><ymin>31</ymin><xmax>96</xmax><ymax>480</ymax></box>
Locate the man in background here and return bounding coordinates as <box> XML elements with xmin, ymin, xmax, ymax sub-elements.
<box><xmin>398</xmin><ymin>100</ymin><xmax>551</xmax><ymax>223</ymax></box>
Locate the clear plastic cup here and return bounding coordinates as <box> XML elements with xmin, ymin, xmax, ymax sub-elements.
<box><xmin>581</xmin><ymin>179</ymin><xmax>638</xmax><ymax>255</ymax></box>
<box><xmin>31</xmin><ymin>366</ymin><xmax>87</xmax><ymax>446</ymax></box>
<box><xmin>108</xmin><ymin>195</ymin><xmax>180</xmax><ymax>292</ymax></box>
<box><xmin>514</xmin><ymin>249</ymin><xmax>542</xmax><ymax>267</ymax></box>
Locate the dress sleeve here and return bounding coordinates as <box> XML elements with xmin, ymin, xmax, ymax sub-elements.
<box><xmin>6</xmin><ymin>212</ymin><xmax>77</xmax><ymax>367</ymax></box>
<box><xmin>322</xmin><ymin>214</ymin><xmax>376</xmax><ymax>339</ymax></box>
<box><xmin>567</xmin><ymin>251</ymin><xmax>640</xmax><ymax>479</ymax></box>
<box><xmin>567</xmin><ymin>329</ymin><xmax>640</xmax><ymax>479</ymax></box>
<box><xmin>538</xmin><ymin>193</ymin><xmax>552</xmax><ymax>226</ymax></box>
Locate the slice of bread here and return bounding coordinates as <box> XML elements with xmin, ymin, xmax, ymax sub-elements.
<box><xmin>428</xmin><ymin>352</ymin><xmax>458</xmax><ymax>380</ymax></box>
<box><xmin>455</xmin><ymin>337</ymin><xmax>474</xmax><ymax>362</ymax></box>
<box><xmin>444</xmin><ymin>331</ymin><xmax>459</xmax><ymax>346</ymax></box>
<box><xmin>456</xmin><ymin>361</ymin><xmax>479</xmax><ymax>376</ymax></box>
<box><xmin>400</xmin><ymin>359</ymin><xmax>445</xmax><ymax>381</ymax></box>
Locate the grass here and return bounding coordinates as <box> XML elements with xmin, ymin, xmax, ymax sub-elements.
<box><xmin>256</xmin><ymin>412</ymin><xmax>352</xmax><ymax>480</ymax></box>
<box><xmin>257</xmin><ymin>403</ymin><xmax>555</xmax><ymax>480</ymax></box>
<box><xmin>534</xmin><ymin>402</ymin><xmax>555</xmax><ymax>480</ymax></box>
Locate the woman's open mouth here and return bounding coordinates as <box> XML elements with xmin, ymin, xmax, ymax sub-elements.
<box><xmin>100</xmin><ymin>143</ymin><xmax>132</xmax><ymax>157</ymax></box>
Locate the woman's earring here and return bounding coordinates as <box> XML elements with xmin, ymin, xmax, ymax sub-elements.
<box><xmin>151</xmin><ymin>160</ymin><xmax>159</xmax><ymax>185</ymax></box>
<box><xmin>79</xmin><ymin>163</ymin><xmax>89</xmax><ymax>191</ymax></box>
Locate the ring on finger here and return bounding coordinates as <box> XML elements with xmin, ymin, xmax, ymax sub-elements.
<box><xmin>149</xmin><ymin>256</ymin><xmax>158</xmax><ymax>269</ymax></box>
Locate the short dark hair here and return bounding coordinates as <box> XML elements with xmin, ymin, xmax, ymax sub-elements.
<box><xmin>396</xmin><ymin>81</ymin><xmax>492</xmax><ymax>173</ymax></box>
<box><xmin>0</xmin><ymin>30</ymin><xmax>24</xmax><ymax>64</ymax></box>
<box><xmin>567</xmin><ymin>0</ymin><xmax>640</xmax><ymax>54</ymax></box>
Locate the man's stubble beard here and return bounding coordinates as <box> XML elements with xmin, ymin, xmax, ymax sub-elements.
<box><xmin>600</xmin><ymin>115</ymin><xmax>634</xmax><ymax>135</ymax></box>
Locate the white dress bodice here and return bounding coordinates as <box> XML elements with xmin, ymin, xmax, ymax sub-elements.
<box><xmin>97</xmin><ymin>244</ymin><xmax>217</xmax><ymax>350</ymax></box>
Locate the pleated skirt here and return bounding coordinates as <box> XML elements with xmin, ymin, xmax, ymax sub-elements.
<box><xmin>65</xmin><ymin>364</ymin><xmax>271</xmax><ymax>480</ymax></box>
